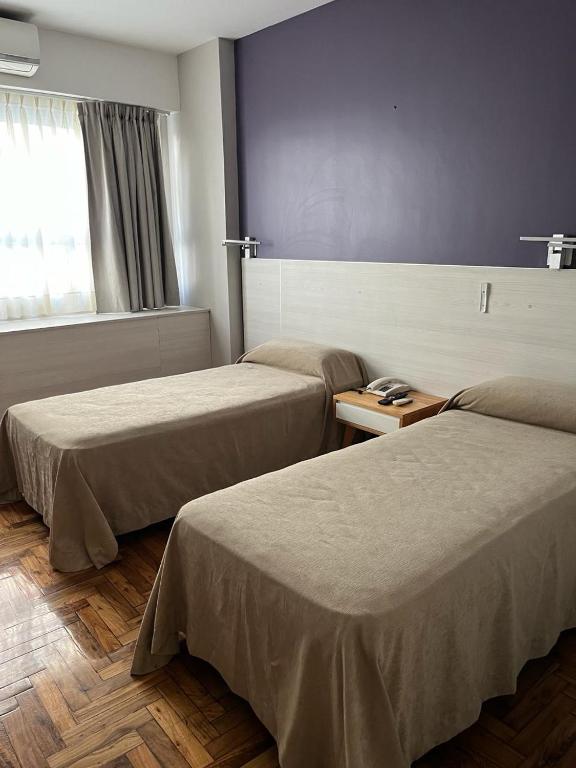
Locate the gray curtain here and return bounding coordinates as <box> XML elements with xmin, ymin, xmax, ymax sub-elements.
<box><xmin>77</xmin><ymin>101</ymin><xmax>180</xmax><ymax>313</ymax></box>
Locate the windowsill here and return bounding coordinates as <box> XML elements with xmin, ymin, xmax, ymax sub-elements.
<box><xmin>0</xmin><ymin>306</ymin><xmax>208</xmax><ymax>335</ymax></box>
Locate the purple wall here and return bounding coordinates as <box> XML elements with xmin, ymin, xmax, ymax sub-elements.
<box><xmin>235</xmin><ymin>0</ymin><xmax>576</xmax><ymax>267</ymax></box>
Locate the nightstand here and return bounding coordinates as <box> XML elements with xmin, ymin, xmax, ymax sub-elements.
<box><xmin>333</xmin><ymin>390</ymin><xmax>448</xmax><ymax>448</ymax></box>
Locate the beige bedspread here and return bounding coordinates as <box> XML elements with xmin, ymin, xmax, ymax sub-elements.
<box><xmin>0</xmin><ymin>340</ymin><xmax>365</xmax><ymax>572</ymax></box>
<box><xmin>132</xmin><ymin>381</ymin><xmax>576</xmax><ymax>768</ymax></box>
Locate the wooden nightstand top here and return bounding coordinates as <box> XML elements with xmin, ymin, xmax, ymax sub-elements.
<box><xmin>333</xmin><ymin>389</ymin><xmax>448</xmax><ymax>430</ymax></box>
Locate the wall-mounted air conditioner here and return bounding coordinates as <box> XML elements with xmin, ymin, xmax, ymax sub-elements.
<box><xmin>0</xmin><ymin>18</ymin><xmax>39</xmax><ymax>77</ymax></box>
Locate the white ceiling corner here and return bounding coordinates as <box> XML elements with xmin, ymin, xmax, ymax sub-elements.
<box><xmin>0</xmin><ymin>0</ymin><xmax>335</xmax><ymax>54</ymax></box>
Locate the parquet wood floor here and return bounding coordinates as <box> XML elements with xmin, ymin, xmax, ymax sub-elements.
<box><xmin>0</xmin><ymin>501</ymin><xmax>575</xmax><ymax>768</ymax></box>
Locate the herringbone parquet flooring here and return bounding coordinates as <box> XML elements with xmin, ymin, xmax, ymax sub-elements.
<box><xmin>0</xmin><ymin>501</ymin><xmax>575</xmax><ymax>768</ymax></box>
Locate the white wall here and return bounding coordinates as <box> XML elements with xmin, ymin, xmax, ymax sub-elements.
<box><xmin>169</xmin><ymin>38</ymin><xmax>242</xmax><ymax>366</ymax></box>
<box><xmin>0</xmin><ymin>28</ymin><xmax>179</xmax><ymax>112</ymax></box>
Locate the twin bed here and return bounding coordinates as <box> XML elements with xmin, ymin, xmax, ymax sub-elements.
<box><xmin>2</xmin><ymin>339</ymin><xmax>575</xmax><ymax>768</ymax></box>
<box><xmin>131</xmin><ymin>376</ymin><xmax>576</xmax><ymax>768</ymax></box>
<box><xmin>0</xmin><ymin>339</ymin><xmax>366</xmax><ymax>570</ymax></box>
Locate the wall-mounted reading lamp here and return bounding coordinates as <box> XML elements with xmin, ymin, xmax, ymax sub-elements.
<box><xmin>520</xmin><ymin>235</ymin><xmax>576</xmax><ymax>269</ymax></box>
<box><xmin>222</xmin><ymin>236</ymin><xmax>261</xmax><ymax>259</ymax></box>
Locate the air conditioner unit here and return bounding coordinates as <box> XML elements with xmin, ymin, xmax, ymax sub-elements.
<box><xmin>0</xmin><ymin>18</ymin><xmax>40</xmax><ymax>77</ymax></box>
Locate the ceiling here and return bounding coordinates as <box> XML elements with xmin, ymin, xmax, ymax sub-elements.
<box><xmin>0</xmin><ymin>0</ymin><xmax>335</xmax><ymax>54</ymax></box>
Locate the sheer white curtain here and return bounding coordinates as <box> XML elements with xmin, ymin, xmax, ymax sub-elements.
<box><xmin>0</xmin><ymin>92</ymin><xmax>95</xmax><ymax>320</ymax></box>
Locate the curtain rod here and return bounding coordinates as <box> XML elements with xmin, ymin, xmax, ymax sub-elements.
<box><xmin>0</xmin><ymin>85</ymin><xmax>171</xmax><ymax>115</ymax></box>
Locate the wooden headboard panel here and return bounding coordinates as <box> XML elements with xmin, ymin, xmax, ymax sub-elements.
<box><xmin>243</xmin><ymin>259</ymin><xmax>576</xmax><ymax>395</ymax></box>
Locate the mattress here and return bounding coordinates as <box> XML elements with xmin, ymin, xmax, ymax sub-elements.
<box><xmin>0</xmin><ymin>339</ymin><xmax>366</xmax><ymax>571</ymax></box>
<box><xmin>131</xmin><ymin>377</ymin><xmax>576</xmax><ymax>768</ymax></box>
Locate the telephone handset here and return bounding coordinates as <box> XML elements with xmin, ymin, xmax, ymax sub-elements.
<box><xmin>365</xmin><ymin>377</ymin><xmax>411</xmax><ymax>398</ymax></box>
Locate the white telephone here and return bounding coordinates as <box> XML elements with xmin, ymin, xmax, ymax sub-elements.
<box><xmin>365</xmin><ymin>377</ymin><xmax>411</xmax><ymax>398</ymax></box>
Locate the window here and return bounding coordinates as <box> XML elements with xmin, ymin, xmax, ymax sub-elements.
<box><xmin>0</xmin><ymin>92</ymin><xmax>95</xmax><ymax>320</ymax></box>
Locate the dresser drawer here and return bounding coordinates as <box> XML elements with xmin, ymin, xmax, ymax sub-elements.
<box><xmin>335</xmin><ymin>401</ymin><xmax>400</xmax><ymax>435</ymax></box>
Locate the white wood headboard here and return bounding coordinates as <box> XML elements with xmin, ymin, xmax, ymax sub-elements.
<box><xmin>242</xmin><ymin>259</ymin><xmax>576</xmax><ymax>395</ymax></box>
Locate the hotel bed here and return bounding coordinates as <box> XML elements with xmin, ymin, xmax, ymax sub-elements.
<box><xmin>132</xmin><ymin>377</ymin><xmax>576</xmax><ymax>768</ymax></box>
<box><xmin>0</xmin><ymin>339</ymin><xmax>365</xmax><ymax>572</ymax></box>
